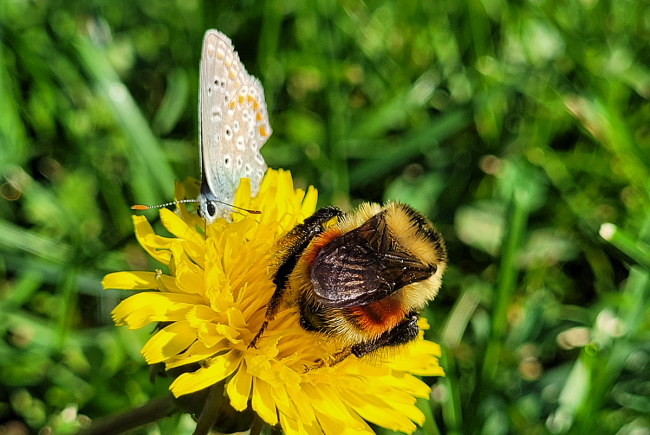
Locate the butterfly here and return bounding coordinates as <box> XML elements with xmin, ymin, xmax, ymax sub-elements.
<box><xmin>196</xmin><ymin>30</ymin><xmax>272</xmax><ymax>223</ymax></box>
<box><xmin>131</xmin><ymin>30</ymin><xmax>271</xmax><ymax>221</ymax></box>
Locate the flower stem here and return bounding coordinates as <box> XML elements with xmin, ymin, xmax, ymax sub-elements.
<box><xmin>249</xmin><ymin>414</ymin><xmax>265</xmax><ymax>435</ymax></box>
<box><xmin>76</xmin><ymin>394</ymin><xmax>179</xmax><ymax>435</ymax></box>
<box><xmin>193</xmin><ymin>384</ymin><xmax>222</xmax><ymax>435</ymax></box>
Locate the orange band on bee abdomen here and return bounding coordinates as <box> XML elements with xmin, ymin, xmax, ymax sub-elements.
<box><xmin>301</xmin><ymin>226</ymin><xmax>343</xmax><ymax>267</ymax></box>
<box><xmin>347</xmin><ymin>297</ymin><xmax>406</xmax><ymax>338</ymax></box>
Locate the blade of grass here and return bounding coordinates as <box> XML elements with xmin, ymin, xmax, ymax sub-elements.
<box><xmin>0</xmin><ymin>220</ymin><xmax>72</xmax><ymax>263</ymax></box>
<box><xmin>56</xmin><ymin>265</ymin><xmax>79</xmax><ymax>351</ymax></box>
<box><xmin>481</xmin><ymin>171</ymin><xmax>531</xmax><ymax>384</ymax></box>
<box><xmin>416</xmin><ymin>397</ymin><xmax>441</xmax><ymax>435</ymax></box>
<box><xmin>1</xmin><ymin>252</ymin><xmax>106</xmax><ymax>296</ymax></box>
<box><xmin>348</xmin><ymin>109</ymin><xmax>470</xmax><ymax>188</ymax></box>
<box><xmin>350</xmin><ymin>70</ymin><xmax>440</xmax><ymax>139</ymax></box>
<box><xmin>0</xmin><ymin>268</ymin><xmax>43</xmax><ymax>309</ymax></box>
<box><xmin>599</xmin><ymin>223</ymin><xmax>650</xmax><ymax>270</ymax></box>
<box><xmin>152</xmin><ymin>68</ymin><xmax>189</xmax><ymax>136</ymax></box>
<box><xmin>439</xmin><ymin>348</ymin><xmax>462</xmax><ymax>434</ymax></box>
<box><xmin>72</xmin><ymin>35</ymin><xmax>176</xmax><ymax>203</ymax></box>
<box><xmin>0</xmin><ymin>40</ymin><xmax>28</xmax><ymax>170</ymax></box>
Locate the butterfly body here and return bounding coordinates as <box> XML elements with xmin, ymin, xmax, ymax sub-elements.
<box><xmin>197</xmin><ymin>30</ymin><xmax>272</xmax><ymax>223</ymax></box>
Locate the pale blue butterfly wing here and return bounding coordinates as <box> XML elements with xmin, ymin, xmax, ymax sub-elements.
<box><xmin>197</xmin><ymin>30</ymin><xmax>271</xmax><ymax>224</ymax></box>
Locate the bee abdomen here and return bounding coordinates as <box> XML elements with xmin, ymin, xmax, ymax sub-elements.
<box><xmin>350</xmin><ymin>313</ymin><xmax>419</xmax><ymax>358</ymax></box>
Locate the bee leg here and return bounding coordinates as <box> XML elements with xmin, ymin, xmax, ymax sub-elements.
<box><xmin>330</xmin><ymin>347</ymin><xmax>353</xmax><ymax>365</ymax></box>
<box><xmin>249</xmin><ymin>207</ymin><xmax>343</xmax><ymax>349</ymax></box>
<box><xmin>248</xmin><ymin>320</ymin><xmax>269</xmax><ymax>349</ymax></box>
<box><xmin>304</xmin><ymin>347</ymin><xmax>353</xmax><ymax>372</ymax></box>
<box><xmin>248</xmin><ymin>286</ymin><xmax>286</xmax><ymax>349</ymax></box>
<box><xmin>306</xmin><ymin>313</ymin><xmax>418</xmax><ymax>369</ymax></box>
<box><xmin>303</xmin><ymin>359</ymin><xmax>325</xmax><ymax>373</ymax></box>
<box><xmin>351</xmin><ymin>312</ymin><xmax>420</xmax><ymax>359</ymax></box>
<box><xmin>248</xmin><ymin>272</ymin><xmax>291</xmax><ymax>348</ymax></box>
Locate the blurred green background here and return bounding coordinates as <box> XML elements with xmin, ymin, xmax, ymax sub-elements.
<box><xmin>1</xmin><ymin>0</ymin><xmax>650</xmax><ymax>434</ymax></box>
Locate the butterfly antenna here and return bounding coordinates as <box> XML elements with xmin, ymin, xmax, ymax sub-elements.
<box><xmin>132</xmin><ymin>199</ymin><xmax>261</xmax><ymax>215</ymax></box>
<box><xmin>204</xmin><ymin>199</ymin><xmax>262</xmax><ymax>215</ymax></box>
<box><xmin>131</xmin><ymin>199</ymin><xmax>198</xmax><ymax>210</ymax></box>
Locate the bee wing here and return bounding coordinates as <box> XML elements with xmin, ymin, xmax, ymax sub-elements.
<box><xmin>311</xmin><ymin>213</ymin><xmax>436</xmax><ymax>308</ymax></box>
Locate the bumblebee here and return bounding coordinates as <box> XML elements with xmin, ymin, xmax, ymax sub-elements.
<box><xmin>250</xmin><ymin>202</ymin><xmax>447</xmax><ymax>366</ymax></box>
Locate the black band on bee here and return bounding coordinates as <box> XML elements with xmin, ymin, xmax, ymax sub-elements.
<box><xmin>350</xmin><ymin>312</ymin><xmax>419</xmax><ymax>358</ymax></box>
<box><xmin>298</xmin><ymin>292</ymin><xmax>328</xmax><ymax>333</ymax></box>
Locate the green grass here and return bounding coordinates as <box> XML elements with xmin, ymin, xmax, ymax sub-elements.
<box><xmin>2</xmin><ymin>0</ymin><xmax>650</xmax><ymax>434</ymax></box>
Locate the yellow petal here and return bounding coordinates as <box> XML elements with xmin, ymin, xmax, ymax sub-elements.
<box><xmin>378</xmin><ymin>372</ymin><xmax>431</xmax><ymax>398</ymax></box>
<box><xmin>287</xmin><ymin>384</ymin><xmax>316</xmax><ymax>425</ymax></box>
<box><xmin>390</xmin><ymin>340</ymin><xmax>445</xmax><ymax>376</ymax></box>
<box><xmin>302</xmin><ymin>421</ymin><xmax>325</xmax><ymax>435</ymax></box>
<box><xmin>301</xmin><ymin>185</ymin><xmax>318</xmax><ymax>217</ymax></box>
<box><xmin>258</xmin><ymin>362</ymin><xmax>301</xmax><ymax>388</ymax></box>
<box><xmin>251</xmin><ymin>378</ymin><xmax>278</xmax><ymax>425</ymax></box>
<box><xmin>226</xmin><ymin>308</ymin><xmax>248</xmax><ymax>330</ymax></box>
<box><xmin>340</xmin><ymin>389</ymin><xmax>417</xmax><ymax>433</ymax></box>
<box><xmin>159</xmin><ymin>209</ymin><xmax>205</xmax><ymax>268</ymax></box>
<box><xmin>279</xmin><ymin>413</ymin><xmax>305</xmax><ymax>435</ymax></box>
<box><xmin>383</xmin><ymin>397</ymin><xmax>426</xmax><ymax>427</ymax></box>
<box><xmin>132</xmin><ymin>216</ymin><xmax>172</xmax><ymax>264</ymax></box>
<box><xmin>142</xmin><ymin>320</ymin><xmax>196</xmax><ymax>364</ymax></box>
<box><xmin>102</xmin><ymin>271</ymin><xmax>167</xmax><ymax>291</ymax></box>
<box><xmin>169</xmin><ymin>240</ymin><xmax>205</xmax><ymax>295</ymax></box>
<box><xmin>198</xmin><ymin>322</ymin><xmax>241</xmax><ymax>347</ymax></box>
<box><xmin>312</xmin><ymin>407</ymin><xmax>374</xmax><ymax>435</ymax></box>
<box><xmin>112</xmin><ymin>292</ymin><xmax>203</xmax><ymax>329</ymax></box>
<box><xmin>302</xmin><ymin>384</ymin><xmax>367</xmax><ymax>433</ymax></box>
<box><xmin>232</xmin><ymin>177</ymin><xmax>252</xmax><ymax>214</ymax></box>
<box><xmin>270</xmin><ymin>386</ymin><xmax>299</xmax><ymax>421</ymax></box>
<box><xmin>170</xmin><ymin>351</ymin><xmax>242</xmax><ymax>397</ymax></box>
<box><xmin>246</xmin><ymin>353</ymin><xmax>275</xmax><ymax>377</ymax></box>
<box><xmin>226</xmin><ymin>361</ymin><xmax>252</xmax><ymax>411</ymax></box>
<box><xmin>175</xmin><ymin>178</ymin><xmax>204</xmax><ymax>230</ymax></box>
<box><xmin>165</xmin><ymin>340</ymin><xmax>225</xmax><ymax>369</ymax></box>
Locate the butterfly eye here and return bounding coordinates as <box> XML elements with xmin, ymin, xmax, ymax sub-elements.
<box><xmin>207</xmin><ymin>202</ymin><xmax>216</xmax><ymax>217</ymax></box>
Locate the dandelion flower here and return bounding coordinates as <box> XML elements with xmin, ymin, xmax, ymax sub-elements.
<box><xmin>103</xmin><ymin>169</ymin><xmax>444</xmax><ymax>434</ymax></box>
